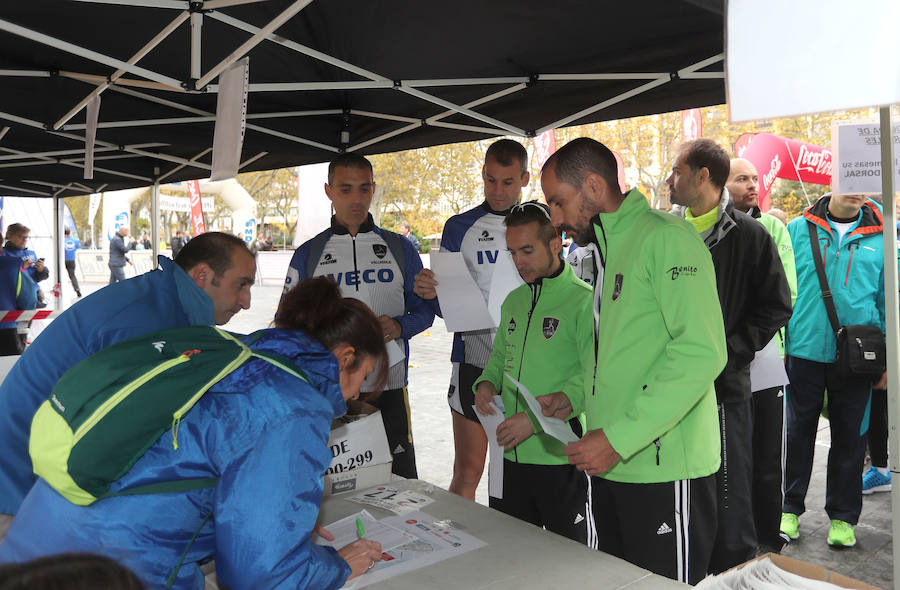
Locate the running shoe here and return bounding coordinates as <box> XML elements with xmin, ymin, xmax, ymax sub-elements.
<box><xmin>827</xmin><ymin>520</ymin><xmax>856</xmax><ymax>547</ymax></box>
<box><xmin>780</xmin><ymin>513</ymin><xmax>799</xmax><ymax>540</ymax></box>
<box><xmin>862</xmin><ymin>466</ymin><xmax>891</xmax><ymax>494</ymax></box>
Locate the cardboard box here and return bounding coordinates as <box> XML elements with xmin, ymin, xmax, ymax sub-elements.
<box><xmin>729</xmin><ymin>553</ymin><xmax>881</xmax><ymax>590</ymax></box>
<box><xmin>323</xmin><ymin>400</ymin><xmax>393</xmax><ymax>496</ymax></box>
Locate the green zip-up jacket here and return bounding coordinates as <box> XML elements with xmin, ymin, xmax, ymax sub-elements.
<box><xmin>587</xmin><ymin>190</ymin><xmax>727</xmax><ymax>483</ymax></box>
<box><xmin>475</xmin><ymin>262</ymin><xmax>593</xmax><ymax>465</ymax></box>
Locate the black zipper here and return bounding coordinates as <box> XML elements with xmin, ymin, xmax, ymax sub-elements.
<box><xmin>513</xmin><ymin>280</ymin><xmax>542</xmax><ymax>463</ymax></box>
<box><xmin>351</xmin><ymin>236</ymin><xmax>359</xmax><ymax>292</ymax></box>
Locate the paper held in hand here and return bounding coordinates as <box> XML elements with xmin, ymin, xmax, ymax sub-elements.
<box><xmin>428</xmin><ymin>251</ymin><xmax>494</xmax><ymax>332</ymax></box>
<box><xmin>505</xmin><ymin>374</ymin><xmax>579</xmax><ymax>444</ymax></box>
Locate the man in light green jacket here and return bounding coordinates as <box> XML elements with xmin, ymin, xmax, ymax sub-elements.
<box><xmin>539</xmin><ymin>138</ymin><xmax>727</xmax><ymax>585</ymax></box>
<box><xmin>473</xmin><ymin>201</ymin><xmax>594</xmax><ymax>545</ymax></box>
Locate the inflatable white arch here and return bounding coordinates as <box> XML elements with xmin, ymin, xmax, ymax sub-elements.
<box><xmin>101</xmin><ymin>179</ymin><xmax>257</xmax><ymax>249</ymax></box>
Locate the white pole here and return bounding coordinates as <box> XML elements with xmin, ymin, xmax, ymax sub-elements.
<box><xmin>53</xmin><ymin>196</ymin><xmax>63</xmax><ymax>310</ymax></box>
<box><xmin>881</xmin><ymin>106</ymin><xmax>900</xmax><ymax>589</ymax></box>
<box><xmin>151</xmin><ymin>179</ymin><xmax>161</xmax><ymax>269</ymax></box>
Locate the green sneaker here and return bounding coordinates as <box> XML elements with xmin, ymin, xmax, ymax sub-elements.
<box><xmin>827</xmin><ymin>520</ymin><xmax>856</xmax><ymax>547</ymax></box>
<box><xmin>780</xmin><ymin>513</ymin><xmax>799</xmax><ymax>540</ymax></box>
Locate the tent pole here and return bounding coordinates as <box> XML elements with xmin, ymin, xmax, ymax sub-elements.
<box><xmin>880</xmin><ymin>106</ymin><xmax>900</xmax><ymax>589</ymax></box>
<box><xmin>0</xmin><ymin>18</ymin><xmax>183</xmax><ymax>90</ymax></box>
<box><xmin>53</xmin><ymin>195</ymin><xmax>63</xmax><ymax>310</ymax></box>
<box><xmin>151</xmin><ymin>178</ymin><xmax>161</xmax><ymax>270</ymax></box>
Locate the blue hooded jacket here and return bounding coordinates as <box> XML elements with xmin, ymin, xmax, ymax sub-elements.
<box><xmin>0</xmin><ymin>329</ymin><xmax>351</xmax><ymax>590</ymax></box>
<box><xmin>0</xmin><ymin>257</ymin><xmax>37</xmax><ymax>330</ymax></box>
<box><xmin>0</xmin><ymin>256</ymin><xmax>214</xmax><ymax>515</ymax></box>
<box><xmin>787</xmin><ymin>195</ymin><xmax>887</xmax><ymax>363</ymax></box>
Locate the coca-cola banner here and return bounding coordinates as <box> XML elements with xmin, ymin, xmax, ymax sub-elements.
<box><xmin>682</xmin><ymin>109</ymin><xmax>702</xmax><ymax>142</ymax></box>
<box><xmin>737</xmin><ymin>133</ymin><xmax>832</xmax><ymax>211</ymax></box>
<box><xmin>187</xmin><ymin>180</ymin><xmax>207</xmax><ymax>236</ymax></box>
<box><xmin>533</xmin><ymin>129</ymin><xmax>557</xmax><ymax>171</ymax></box>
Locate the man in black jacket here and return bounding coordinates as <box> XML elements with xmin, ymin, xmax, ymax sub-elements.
<box><xmin>667</xmin><ymin>139</ymin><xmax>792</xmax><ymax>573</ymax></box>
<box><xmin>108</xmin><ymin>226</ymin><xmax>135</xmax><ymax>284</ymax></box>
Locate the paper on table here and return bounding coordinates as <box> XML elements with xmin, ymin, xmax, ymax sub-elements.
<box><xmin>505</xmin><ymin>374</ymin><xmax>579</xmax><ymax>444</ymax></box>
<box><xmin>385</xmin><ymin>339</ymin><xmax>405</xmax><ymax>367</ymax></box>
<box><xmin>749</xmin><ymin>337</ymin><xmax>789</xmax><ymax>392</ymax></box>
<box><xmin>429</xmin><ymin>251</ymin><xmax>495</xmax><ymax>332</ymax></box>
<box><xmin>315</xmin><ymin>509</ymin><xmax>413</xmax><ymax>553</ymax></box>
<box><xmin>486</xmin><ymin>250</ymin><xmax>524</xmax><ymax>326</ymax></box>
<box><xmin>473</xmin><ymin>400</ymin><xmax>505</xmax><ymax>499</ymax></box>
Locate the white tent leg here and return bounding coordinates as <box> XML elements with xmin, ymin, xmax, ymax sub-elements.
<box><xmin>151</xmin><ymin>179</ymin><xmax>161</xmax><ymax>269</ymax></box>
<box><xmin>880</xmin><ymin>106</ymin><xmax>900</xmax><ymax>589</ymax></box>
<box><xmin>53</xmin><ymin>195</ymin><xmax>63</xmax><ymax>310</ymax></box>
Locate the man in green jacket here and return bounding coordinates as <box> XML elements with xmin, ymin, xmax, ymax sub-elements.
<box><xmin>539</xmin><ymin>137</ymin><xmax>727</xmax><ymax>585</ymax></box>
<box><xmin>726</xmin><ymin>157</ymin><xmax>797</xmax><ymax>554</ymax></box>
<box><xmin>473</xmin><ymin>201</ymin><xmax>594</xmax><ymax>545</ymax></box>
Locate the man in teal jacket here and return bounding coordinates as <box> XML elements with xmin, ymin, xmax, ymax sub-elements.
<box><xmin>473</xmin><ymin>201</ymin><xmax>594</xmax><ymax>545</ymax></box>
<box><xmin>540</xmin><ymin>138</ymin><xmax>727</xmax><ymax>585</ymax></box>
<box><xmin>781</xmin><ymin>193</ymin><xmax>886</xmax><ymax>548</ymax></box>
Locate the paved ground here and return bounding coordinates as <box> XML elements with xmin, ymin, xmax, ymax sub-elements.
<box><xmin>69</xmin><ymin>279</ymin><xmax>893</xmax><ymax>588</ymax></box>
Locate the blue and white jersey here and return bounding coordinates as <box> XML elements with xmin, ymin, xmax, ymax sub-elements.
<box><xmin>438</xmin><ymin>202</ymin><xmax>510</xmax><ymax>368</ymax></box>
<box><xmin>284</xmin><ymin>215</ymin><xmax>433</xmax><ymax>392</ymax></box>
<box><xmin>566</xmin><ymin>245</ymin><xmax>596</xmax><ymax>287</ymax></box>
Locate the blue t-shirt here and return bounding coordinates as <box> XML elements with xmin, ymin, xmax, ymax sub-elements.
<box><xmin>64</xmin><ymin>237</ymin><xmax>81</xmax><ymax>262</ymax></box>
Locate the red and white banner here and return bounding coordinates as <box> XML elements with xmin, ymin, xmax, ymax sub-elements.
<box><xmin>187</xmin><ymin>180</ymin><xmax>207</xmax><ymax>235</ymax></box>
<box><xmin>0</xmin><ymin>309</ymin><xmax>59</xmax><ymax>323</ymax></box>
<box><xmin>682</xmin><ymin>109</ymin><xmax>702</xmax><ymax>142</ymax></box>
<box><xmin>736</xmin><ymin>133</ymin><xmax>832</xmax><ymax>211</ymax></box>
<box><xmin>533</xmin><ymin>129</ymin><xmax>557</xmax><ymax>171</ymax></box>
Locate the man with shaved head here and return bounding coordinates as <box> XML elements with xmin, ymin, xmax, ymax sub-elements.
<box><xmin>726</xmin><ymin>158</ymin><xmax>797</xmax><ymax>554</ymax></box>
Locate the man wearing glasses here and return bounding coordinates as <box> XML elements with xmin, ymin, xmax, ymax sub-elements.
<box><xmin>413</xmin><ymin>139</ymin><xmax>531</xmax><ymax>500</ymax></box>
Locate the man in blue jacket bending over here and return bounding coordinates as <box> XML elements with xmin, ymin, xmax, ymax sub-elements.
<box><xmin>0</xmin><ymin>231</ymin><xmax>256</xmax><ymax>538</ymax></box>
<box><xmin>281</xmin><ymin>153</ymin><xmax>434</xmax><ymax>479</ymax></box>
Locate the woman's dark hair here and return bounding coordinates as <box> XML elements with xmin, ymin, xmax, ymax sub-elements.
<box><xmin>0</xmin><ymin>553</ymin><xmax>145</xmax><ymax>590</ymax></box>
<box><xmin>274</xmin><ymin>277</ymin><xmax>388</xmax><ymax>393</ymax></box>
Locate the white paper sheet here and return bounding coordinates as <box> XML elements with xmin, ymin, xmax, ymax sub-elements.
<box><xmin>385</xmin><ymin>339</ymin><xmax>405</xmax><ymax>367</ymax></box>
<box><xmin>473</xmin><ymin>400</ymin><xmax>505</xmax><ymax>499</ymax></box>
<box><xmin>505</xmin><ymin>375</ymin><xmax>579</xmax><ymax>444</ymax></box>
<box><xmin>429</xmin><ymin>252</ymin><xmax>495</xmax><ymax>331</ymax></box>
<box><xmin>341</xmin><ymin>510</ymin><xmax>487</xmax><ymax>589</ymax></box>
<box><xmin>486</xmin><ymin>250</ymin><xmax>524</xmax><ymax>326</ymax></box>
<box><xmin>749</xmin><ymin>338</ymin><xmax>789</xmax><ymax>392</ymax></box>
<box><xmin>315</xmin><ymin>509</ymin><xmax>413</xmax><ymax>553</ymax></box>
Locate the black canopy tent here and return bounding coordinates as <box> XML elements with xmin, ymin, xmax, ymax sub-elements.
<box><xmin>0</xmin><ymin>0</ymin><xmax>725</xmax><ymax>198</ymax></box>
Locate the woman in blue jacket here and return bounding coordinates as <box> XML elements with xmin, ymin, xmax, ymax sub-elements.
<box><xmin>0</xmin><ymin>277</ymin><xmax>386</xmax><ymax>589</ymax></box>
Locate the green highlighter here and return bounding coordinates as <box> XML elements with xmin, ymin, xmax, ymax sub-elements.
<box><xmin>356</xmin><ymin>517</ymin><xmax>365</xmax><ymax>539</ymax></box>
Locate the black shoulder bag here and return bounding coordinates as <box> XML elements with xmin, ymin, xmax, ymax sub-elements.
<box><xmin>807</xmin><ymin>222</ymin><xmax>885</xmax><ymax>378</ymax></box>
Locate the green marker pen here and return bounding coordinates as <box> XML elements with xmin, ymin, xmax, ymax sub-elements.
<box><xmin>356</xmin><ymin>517</ymin><xmax>365</xmax><ymax>540</ymax></box>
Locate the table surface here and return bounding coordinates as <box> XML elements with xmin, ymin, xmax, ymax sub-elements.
<box><xmin>319</xmin><ymin>479</ymin><xmax>688</xmax><ymax>590</ymax></box>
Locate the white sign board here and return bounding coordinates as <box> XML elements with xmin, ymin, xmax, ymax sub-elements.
<box><xmin>158</xmin><ymin>194</ymin><xmax>214</xmax><ymax>213</ymax></box>
<box><xmin>727</xmin><ymin>0</ymin><xmax>900</xmax><ymax>121</ymax></box>
<box><xmin>832</xmin><ymin>120</ymin><xmax>900</xmax><ymax>195</ymax></box>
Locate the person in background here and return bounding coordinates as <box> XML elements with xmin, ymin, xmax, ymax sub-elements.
<box><xmin>0</xmin><ymin>277</ymin><xmax>386</xmax><ymax>590</ymax></box>
<box><xmin>0</xmin><ymin>257</ymin><xmax>37</xmax><ymax>356</ymax></box>
<box><xmin>108</xmin><ymin>226</ymin><xmax>135</xmax><ymax>285</ymax></box>
<box><xmin>398</xmin><ymin>221</ymin><xmax>420</xmax><ymax>252</ymax></box>
<box><xmin>2</xmin><ymin>223</ymin><xmax>48</xmax><ymax>307</ymax></box>
<box><xmin>781</xmin><ymin>192</ymin><xmax>886</xmax><ymax>548</ymax></box>
<box><xmin>171</xmin><ymin>230</ymin><xmax>187</xmax><ymax>259</ymax></box>
<box><xmin>725</xmin><ymin>158</ymin><xmax>797</xmax><ymax>554</ymax></box>
<box><xmin>63</xmin><ymin>228</ymin><xmax>82</xmax><ymax>298</ymax></box>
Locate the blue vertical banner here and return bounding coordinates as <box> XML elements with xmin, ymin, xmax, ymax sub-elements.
<box><xmin>63</xmin><ymin>203</ymin><xmax>78</xmax><ymax>240</ymax></box>
<box><xmin>0</xmin><ymin>197</ymin><xmax>4</xmax><ymax>235</ymax></box>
